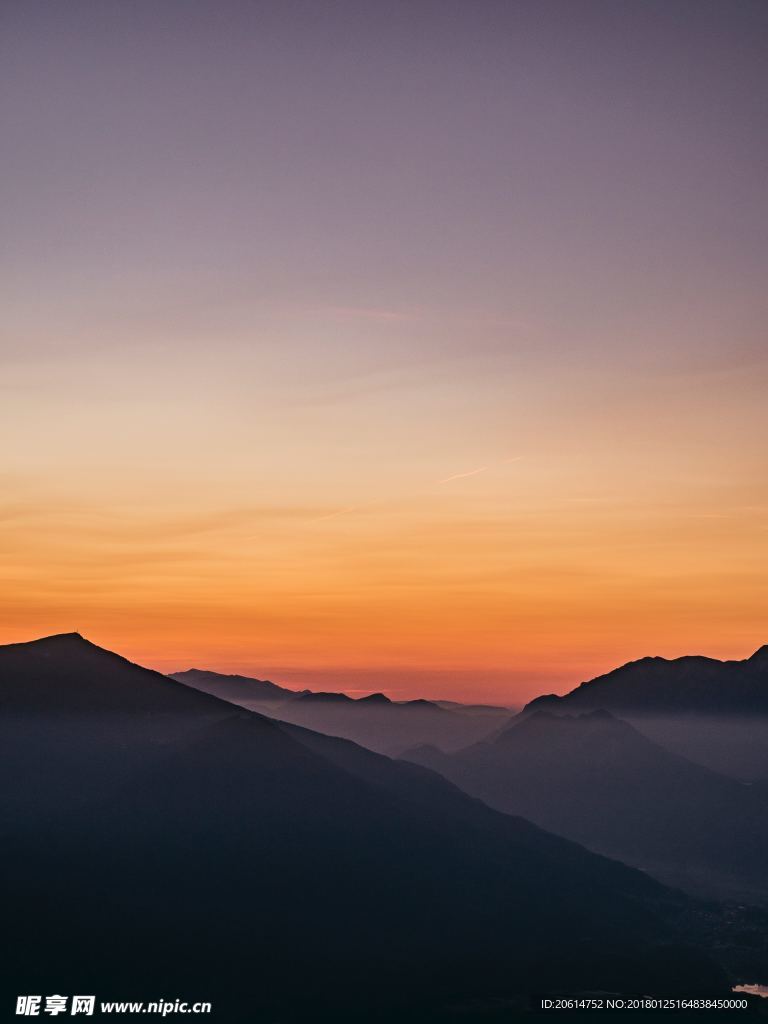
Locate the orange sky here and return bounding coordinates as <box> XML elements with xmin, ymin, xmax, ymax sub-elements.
<box><xmin>2</xmin><ymin>341</ymin><xmax>766</xmax><ymax>703</ymax></box>
<box><xmin>2</xmin><ymin>2</ymin><xmax>767</xmax><ymax>704</ymax></box>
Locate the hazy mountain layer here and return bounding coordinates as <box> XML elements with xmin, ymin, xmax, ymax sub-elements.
<box><xmin>523</xmin><ymin>646</ymin><xmax>768</xmax><ymax>781</ymax></box>
<box><xmin>171</xmin><ymin>666</ymin><xmax>513</xmax><ymax>755</ymax></box>
<box><xmin>403</xmin><ymin>709</ymin><xmax>768</xmax><ymax>903</ymax></box>
<box><xmin>1</xmin><ymin>634</ymin><xmax>729</xmax><ymax>1021</ymax></box>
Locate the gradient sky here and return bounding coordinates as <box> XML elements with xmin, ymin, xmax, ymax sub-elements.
<box><xmin>1</xmin><ymin>0</ymin><xmax>767</xmax><ymax>702</ymax></box>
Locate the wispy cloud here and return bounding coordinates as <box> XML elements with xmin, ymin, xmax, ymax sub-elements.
<box><xmin>312</xmin><ymin>499</ymin><xmax>383</xmax><ymax>522</ymax></box>
<box><xmin>437</xmin><ymin>456</ymin><xmax>522</xmax><ymax>485</ymax></box>
<box><xmin>313</xmin><ymin>457</ymin><xmax>524</xmax><ymax>523</ymax></box>
<box><xmin>438</xmin><ymin>466</ymin><xmax>490</xmax><ymax>484</ymax></box>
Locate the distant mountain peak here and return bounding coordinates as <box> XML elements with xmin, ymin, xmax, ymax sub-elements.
<box><xmin>357</xmin><ymin>692</ymin><xmax>391</xmax><ymax>704</ymax></box>
<box><xmin>174</xmin><ymin>667</ymin><xmax>274</xmax><ymax>685</ymax></box>
<box><xmin>524</xmin><ymin>644</ymin><xmax>768</xmax><ymax>716</ymax></box>
<box><xmin>169</xmin><ymin>668</ymin><xmax>298</xmax><ymax>704</ymax></box>
<box><xmin>295</xmin><ymin>691</ymin><xmax>353</xmax><ymax>704</ymax></box>
<box><xmin>27</xmin><ymin>631</ymin><xmax>89</xmax><ymax>645</ymax></box>
<box><xmin>498</xmin><ymin>707</ymin><xmax>634</xmax><ymax>745</ymax></box>
<box><xmin>524</xmin><ymin>692</ymin><xmax>560</xmax><ymax>709</ymax></box>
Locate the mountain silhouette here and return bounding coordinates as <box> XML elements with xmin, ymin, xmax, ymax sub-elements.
<box><xmin>0</xmin><ymin>633</ymin><xmax>238</xmax><ymax>714</ymax></box>
<box><xmin>169</xmin><ymin>667</ymin><xmax>300</xmax><ymax>703</ymax></box>
<box><xmin>170</xmin><ymin>666</ymin><xmax>513</xmax><ymax>755</ymax></box>
<box><xmin>357</xmin><ymin>691</ymin><xmax>391</xmax><ymax>704</ymax></box>
<box><xmin>403</xmin><ymin>709</ymin><xmax>768</xmax><ymax>903</ymax></box>
<box><xmin>525</xmin><ymin>647</ymin><xmax>768</xmax><ymax>717</ymax></box>
<box><xmin>523</xmin><ymin>647</ymin><xmax>768</xmax><ymax>781</ymax></box>
<box><xmin>2</xmin><ymin>634</ymin><xmax>731</xmax><ymax>1020</ymax></box>
<box><xmin>295</xmin><ymin>689</ymin><xmax>355</xmax><ymax>703</ymax></box>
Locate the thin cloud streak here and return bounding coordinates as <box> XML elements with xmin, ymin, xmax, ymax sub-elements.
<box><xmin>438</xmin><ymin>456</ymin><xmax>522</xmax><ymax>485</ymax></box>
<box><xmin>438</xmin><ymin>466</ymin><xmax>490</xmax><ymax>484</ymax></box>
<box><xmin>312</xmin><ymin>499</ymin><xmax>383</xmax><ymax>522</ymax></box>
<box><xmin>313</xmin><ymin>457</ymin><xmax>524</xmax><ymax>523</ymax></box>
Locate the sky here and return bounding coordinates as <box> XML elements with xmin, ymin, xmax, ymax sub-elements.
<box><xmin>1</xmin><ymin>0</ymin><xmax>767</xmax><ymax>703</ymax></box>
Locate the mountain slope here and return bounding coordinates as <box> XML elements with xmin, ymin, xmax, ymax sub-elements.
<box><xmin>526</xmin><ymin>647</ymin><xmax>768</xmax><ymax>717</ymax></box>
<box><xmin>403</xmin><ymin>710</ymin><xmax>768</xmax><ymax>903</ymax></box>
<box><xmin>0</xmin><ymin>632</ymin><xmax>234</xmax><ymax>714</ymax></box>
<box><xmin>523</xmin><ymin>646</ymin><xmax>768</xmax><ymax>780</ymax></box>
<box><xmin>169</xmin><ymin>666</ymin><xmax>300</xmax><ymax>703</ymax></box>
<box><xmin>1</xmin><ymin>634</ymin><xmax>727</xmax><ymax>1020</ymax></box>
<box><xmin>170</xmin><ymin>665</ymin><xmax>513</xmax><ymax>755</ymax></box>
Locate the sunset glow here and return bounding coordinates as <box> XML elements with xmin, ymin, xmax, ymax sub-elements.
<box><xmin>2</xmin><ymin>1</ymin><xmax>766</xmax><ymax>702</ymax></box>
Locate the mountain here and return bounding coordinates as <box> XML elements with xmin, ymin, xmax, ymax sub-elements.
<box><xmin>294</xmin><ymin>689</ymin><xmax>354</xmax><ymax>703</ymax></box>
<box><xmin>169</xmin><ymin>667</ymin><xmax>301</xmax><ymax>703</ymax></box>
<box><xmin>357</xmin><ymin>691</ymin><xmax>391</xmax><ymax>704</ymax></box>
<box><xmin>433</xmin><ymin>699</ymin><xmax>515</xmax><ymax>716</ymax></box>
<box><xmin>523</xmin><ymin>647</ymin><xmax>768</xmax><ymax>781</ymax></box>
<box><xmin>170</xmin><ymin>666</ymin><xmax>514</xmax><ymax>755</ymax></box>
<box><xmin>526</xmin><ymin>647</ymin><xmax>768</xmax><ymax>717</ymax></box>
<box><xmin>403</xmin><ymin>709</ymin><xmax>768</xmax><ymax>904</ymax></box>
<box><xmin>1</xmin><ymin>632</ymin><xmax>234</xmax><ymax>714</ymax></box>
<box><xmin>1</xmin><ymin>634</ymin><xmax>731</xmax><ymax>1020</ymax></box>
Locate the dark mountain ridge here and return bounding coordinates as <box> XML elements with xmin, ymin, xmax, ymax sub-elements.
<box><xmin>1</xmin><ymin>633</ymin><xmax>733</xmax><ymax>1019</ymax></box>
<box><xmin>526</xmin><ymin>646</ymin><xmax>768</xmax><ymax>717</ymax></box>
<box><xmin>1</xmin><ymin>633</ymin><xmax>233</xmax><ymax>715</ymax></box>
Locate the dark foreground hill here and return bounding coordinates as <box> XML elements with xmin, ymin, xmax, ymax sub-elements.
<box><xmin>403</xmin><ymin>710</ymin><xmax>768</xmax><ymax>904</ymax></box>
<box><xmin>171</xmin><ymin>666</ymin><xmax>512</xmax><ymax>755</ymax></box>
<box><xmin>523</xmin><ymin>647</ymin><xmax>768</xmax><ymax>781</ymax></box>
<box><xmin>0</xmin><ymin>634</ymin><xmax>735</xmax><ymax>1021</ymax></box>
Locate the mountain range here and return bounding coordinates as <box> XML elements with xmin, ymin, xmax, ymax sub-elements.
<box><xmin>169</xmin><ymin>667</ymin><xmax>304</xmax><ymax>703</ymax></box>
<box><xmin>170</xmin><ymin>667</ymin><xmax>514</xmax><ymax>755</ymax></box>
<box><xmin>526</xmin><ymin>646</ymin><xmax>768</xmax><ymax>717</ymax></box>
<box><xmin>1</xmin><ymin>633</ymin><xmax>735</xmax><ymax>1020</ymax></box>
<box><xmin>403</xmin><ymin>709</ymin><xmax>768</xmax><ymax>904</ymax></box>
<box><xmin>524</xmin><ymin>647</ymin><xmax>768</xmax><ymax>781</ymax></box>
